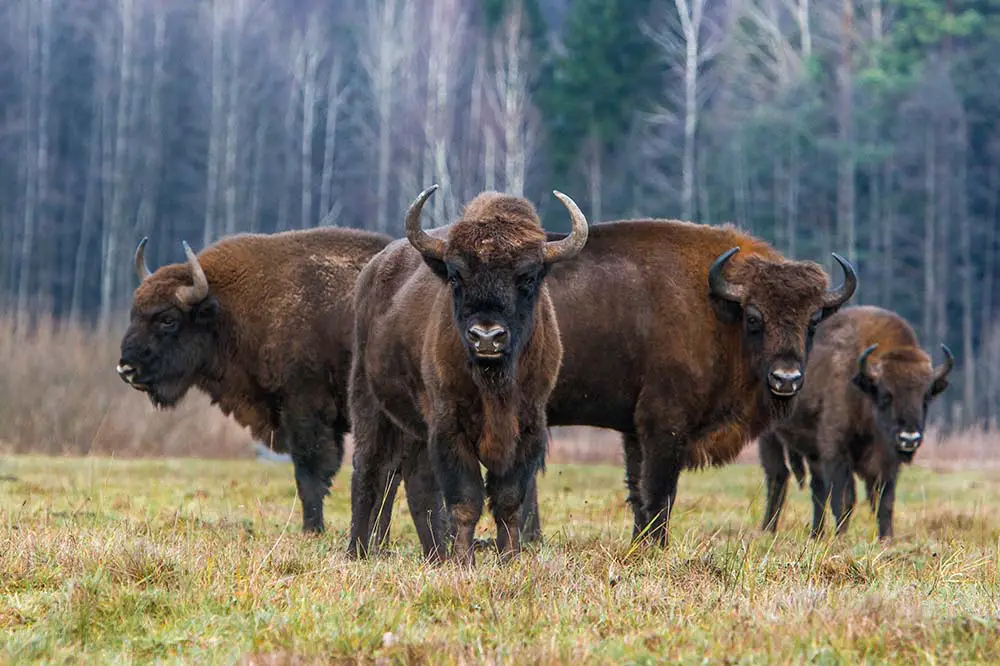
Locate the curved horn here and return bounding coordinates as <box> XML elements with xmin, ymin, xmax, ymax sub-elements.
<box><xmin>820</xmin><ymin>252</ymin><xmax>858</xmax><ymax>309</ymax></box>
<box><xmin>858</xmin><ymin>343</ymin><xmax>879</xmax><ymax>378</ymax></box>
<box><xmin>708</xmin><ymin>247</ymin><xmax>745</xmax><ymax>303</ymax></box>
<box><xmin>175</xmin><ymin>241</ymin><xmax>209</xmax><ymax>306</ymax></box>
<box><xmin>405</xmin><ymin>184</ymin><xmax>445</xmax><ymax>261</ymax></box>
<box><xmin>933</xmin><ymin>343</ymin><xmax>955</xmax><ymax>383</ymax></box>
<box><xmin>543</xmin><ymin>191</ymin><xmax>589</xmax><ymax>264</ymax></box>
<box><xmin>134</xmin><ymin>236</ymin><xmax>152</xmax><ymax>282</ymax></box>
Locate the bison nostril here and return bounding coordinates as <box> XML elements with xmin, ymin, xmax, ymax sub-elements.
<box><xmin>466</xmin><ymin>324</ymin><xmax>508</xmax><ymax>354</ymax></box>
<box><xmin>770</xmin><ymin>368</ymin><xmax>802</xmax><ymax>382</ymax></box>
<box><xmin>897</xmin><ymin>431</ymin><xmax>923</xmax><ymax>450</ymax></box>
<box><xmin>767</xmin><ymin>367</ymin><xmax>803</xmax><ymax>396</ymax></box>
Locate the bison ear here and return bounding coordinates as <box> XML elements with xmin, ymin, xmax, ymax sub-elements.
<box><xmin>193</xmin><ymin>295</ymin><xmax>219</xmax><ymax>326</ymax></box>
<box><xmin>711</xmin><ymin>298</ymin><xmax>742</xmax><ymax>326</ymax></box>
<box><xmin>422</xmin><ymin>256</ymin><xmax>449</xmax><ymax>282</ymax></box>
<box><xmin>851</xmin><ymin>370</ymin><xmax>878</xmax><ymax>399</ymax></box>
<box><xmin>929</xmin><ymin>376</ymin><xmax>950</xmax><ymax>399</ymax></box>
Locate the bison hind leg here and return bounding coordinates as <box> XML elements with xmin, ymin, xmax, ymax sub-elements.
<box><xmin>346</xmin><ymin>408</ymin><xmax>406</xmax><ymax>559</ymax></box>
<box><xmin>401</xmin><ymin>440</ymin><xmax>449</xmax><ymax>563</ymax></box>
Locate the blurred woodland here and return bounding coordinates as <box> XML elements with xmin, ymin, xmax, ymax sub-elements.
<box><xmin>1</xmin><ymin>0</ymin><xmax>1000</xmax><ymax>428</ymax></box>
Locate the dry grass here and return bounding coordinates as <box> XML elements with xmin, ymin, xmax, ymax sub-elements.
<box><xmin>2</xmin><ymin>314</ymin><xmax>999</xmax><ymax>469</ymax></box>
<box><xmin>1</xmin><ymin>456</ymin><xmax>998</xmax><ymax>663</ymax></box>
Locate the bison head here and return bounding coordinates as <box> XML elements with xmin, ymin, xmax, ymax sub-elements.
<box><xmin>405</xmin><ymin>184</ymin><xmax>588</xmax><ymax>376</ymax></box>
<box><xmin>851</xmin><ymin>343</ymin><xmax>953</xmax><ymax>459</ymax></box>
<box><xmin>709</xmin><ymin>248</ymin><xmax>857</xmax><ymax>417</ymax></box>
<box><xmin>116</xmin><ymin>238</ymin><xmax>219</xmax><ymax>409</ymax></box>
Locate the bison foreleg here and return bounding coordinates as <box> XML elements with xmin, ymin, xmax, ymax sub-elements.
<box><xmin>873</xmin><ymin>475</ymin><xmax>897</xmax><ymax>540</ymax></box>
<box><xmin>758</xmin><ymin>431</ymin><xmax>790</xmax><ymax>533</ymax></box>
<box><xmin>808</xmin><ymin>471</ymin><xmax>830</xmax><ymax>539</ymax></box>
<box><xmin>637</xmin><ymin>440</ymin><xmax>684</xmax><ymax>548</ymax></box>
<box><xmin>827</xmin><ymin>459</ymin><xmax>856</xmax><ymax>536</ymax></box>
<box><xmin>622</xmin><ymin>433</ymin><xmax>647</xmax><ymax>542</ymax></box>
<box><xmin>429</xmin><ymin>430</ymin><xmax>484</xmax><ymax>567</ymax></box>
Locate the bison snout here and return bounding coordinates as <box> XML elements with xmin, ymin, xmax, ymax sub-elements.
<box><xmin>767</xmin><ymin>366</ymin><xmax>803</xmax><ymax>397</ymax></box>
<box><xmin>116</xmin><ymin>361</ymin><xmax>138</xmax><ymax>385</ymax></box>
<box><xmin>896</xmin><ymin>430</ymin><xmax>923</xmax><ymax>452</ymax></box>
<box><xmin>466</xmin><ymin>323</ymin><xmax>508</xmax><ymax>358</ymax></box>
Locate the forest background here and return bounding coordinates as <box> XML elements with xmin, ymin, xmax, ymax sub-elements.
<box><xmin>1</xmin><ymin>0</ymin><xmax>999</xmax><ymax>459</ymax></box>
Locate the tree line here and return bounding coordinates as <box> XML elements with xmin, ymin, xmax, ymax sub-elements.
<box><xmin>1</xmin><ymin>0</ymin><xmax>998</xmax><ymax>426</ymax></box>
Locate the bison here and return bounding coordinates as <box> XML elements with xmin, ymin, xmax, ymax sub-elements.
<box><xmin>346</xmin><ymin>185</ymin><xmax>589</xmax><ymax>565</ymax></box>
<box><xmin>516</xmin><ymin>221</ymin><xmax>858</xmax><ymax>545</ymax></box>
<box><xmin>116</xmin><ymin>227</ymin><xmax>392</xmax><ymax>534</ymax></box>
<box><xmin>361</xmin><ymin>217</ymin><xmax>858</xmax><ymax>550</ymax></box>
<box><xmin>758</xmin><ymin>305</ymin><xmax>953</xmax><ymax>539</ymax></box>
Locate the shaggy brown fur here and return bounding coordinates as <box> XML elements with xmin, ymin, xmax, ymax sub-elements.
<box><xmin>758</xmin><ymin>305</ymin><xmax>953</xmax><ymax>539</ymax></box>
<box><xmin>117</xmin><ymin>227</ymin><xmax>392</xmax><ymax>534</ymax></box>
<box><xmin>347</xmin><ymin>187</ymin><xmax>587</xmax><ymax>565</ymax></box>
<box><xmin>370</xmin><ymin>217</ymin><xmax>858</xmax><ymax>548</ymax></box>
<box><xmin>527</xmin><ymin>219</ymin><xmax>857</xmax><ymax>545</ymax></box>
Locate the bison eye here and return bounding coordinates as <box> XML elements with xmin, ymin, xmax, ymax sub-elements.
<box><xmin>744</xmin><ymin>307</ymin><xmax>763</xmax><ymax>333</ymax></box>
<box><xmin>878</xmin><ymin>391</ymin><xmax>893</xmax><ymax>409</ymax></box>
<box><xmin>157</xmin><ymin>314</ymin><xmax>179</xmax><ymax>332</ymax></box>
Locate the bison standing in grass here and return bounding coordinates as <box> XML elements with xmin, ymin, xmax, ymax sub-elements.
<box><xmin>347</xmin><ymin>185</ymin><xmax>589</xmax><ymax>565</ymax></box>
<box><xmin>116</xmin><ymin>228</ymin><xmax>392</xmax><ymax>534</ymax></box>
<box><xmin>758</xmin><ymin>305</ymin><xmax>954</xmax><ymax>539</ymax></box>
<box><xmin>366</xmin><ymin>217</ymin><xmax>858</xmax><ymax>550</ymax></box>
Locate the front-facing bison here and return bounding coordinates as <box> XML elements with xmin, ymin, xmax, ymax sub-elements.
<box><xmin>116</xmin><ymin>227</ymin><xmax>392</xmax><ymax>534</ymax></box>
<box><xmin>758</xmin><ymin>305</ymin><xmax>954</xmax><ymax>539</ymax></box>
<box><xmin>529</xmin><ymin>219</ymin><xmax>858</xmax><ymax>545</ymax></box>
<box><xmin>347</xmin><ymin>185</ymin><xmax>588</xmax><ymax>565</ymax></box>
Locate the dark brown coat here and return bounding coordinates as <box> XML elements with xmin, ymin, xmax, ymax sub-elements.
<box><xmin>758</xmin><ymin>305</ymin><xmax>953</xmax><ymax>539</ymax></box>
<box><xmin>370</xmin><ymin>218</ymin><xmax>858</xmax><ymax>549</ymax></box>
<box><xmin>528</xmin><ymin>220</ymin><xmax>859</xmax><ymax>544</ymax></box>
<box><xmin>347</xmin><ymin>185</ymin><xmax>588</xmax><ymax>565</ymax></box>
<box><xmin>116</xmin><ymin>227</ymin><xmax>392</xmax><ymax>533</ymax></box>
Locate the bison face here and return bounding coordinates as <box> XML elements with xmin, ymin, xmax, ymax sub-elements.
<box><xmin>441</xmin><ymin>256</ymin><xmax>548</xmax><ymax>366</ymax></box>
<box><xmin>852</xmin><ymin>343</ymin><xmax>953</xmax><ymax>460</ymax></box>
<box><xmin>709</xmin><ymin>248</ymin><xmax>858</xmax><ymax>418</ymax></box>
<box><xmin>404</xmin><ymin>185</ymin><xmax>588</xmax><ymax>377</ymax></box>
<box><xmin>117</xmin><ymin>239</ymin><xmax>218</xmax><ymax>410</ymax></box>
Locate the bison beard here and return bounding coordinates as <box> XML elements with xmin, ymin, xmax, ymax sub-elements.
<box><xmin>116</xmin><ymin>227</ymin><xmax>393</xmax><ymax>535</ymax></box>
<box><xmin>758</xmin><ymin>305</ymin><xmax>953</xmax><ymax>540</ymax></box>
<box><xmin>347</xmin><ymin>185</ymin><xmax>588</xmax><ymax>566</ymax></box>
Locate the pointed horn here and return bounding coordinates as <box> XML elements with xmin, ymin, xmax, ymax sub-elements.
<box><xmin>858</xmin><ymin>343</ymin><xmax>879</xmax><ymax>378</ymax></box>
<box><xmin>543</xmin><ymin>191</ymin><xmax>589</xmax><ymax>264</ymax></box>
<box><xmin>134</xmin><ymin>237</ymin><xmax>152</xmax><ymax>282</ymax></box>
<box><xmin>707</xmin><ymin>247</ymin><xmax>745</xmax><ymax>303</ymax></box>
<box><xmin>175</xmin><ymin>241</ymin><xmax>209</xmax><ymax>306</ymax></box>
<box><xmin>933</xmin><ymin>343</ymin><xmax>955</xmax><ymax>383</ymax></box>
<box><xmin>821</xmin><ymin>253</ymin><xmax>858</xmax><ymax>309</ymax></box>
<box><xmin>404</xmin><ymin>184</ymin><xmax>446</xmax><ymax>261</ymax></box>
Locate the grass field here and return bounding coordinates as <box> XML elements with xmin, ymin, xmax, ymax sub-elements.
<box><xmin>1</xmin><ymin>456</ymin><xmax>999</xmax><ymax>664</ymax></box>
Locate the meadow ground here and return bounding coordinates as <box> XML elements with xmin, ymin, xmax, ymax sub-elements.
<box><xmin>1</xmin><ymin>456</ymin><xmax>998</xmax><ymax>664</ymax></box>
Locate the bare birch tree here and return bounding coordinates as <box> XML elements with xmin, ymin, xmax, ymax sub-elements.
<box><xmin>646</xmin><ymin>0</ymin><xmax>726</xmax><ymax>222</ymax></box>
<box><xmin>487</xmin><ymin>3</ymin><xmax>540</xmax><ymax>198</ymax></box>
<box><xmin>359</xmin><ymin>0</ymin><xmax>409</xmax><ymax>234</ymax></box>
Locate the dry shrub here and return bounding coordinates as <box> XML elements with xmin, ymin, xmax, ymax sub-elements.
<box><xmin>0</xmin><ymin>313</ymin><xmax>252</xmax><ymax>458</ymax></box>
<box><xmin>1</xmin><ymin>311</ymin><xmax>998</xmax><ymax>467</ymax></box>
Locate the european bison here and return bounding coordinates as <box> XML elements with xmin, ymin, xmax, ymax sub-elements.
<box><xmin>522</xmin><ymin>220</ymin><xmax>858</xmax><ymax>545</ymax></box>
<box><xmin>116</xmin><ymin>227</ymin><xmax>392</xmax><ymax>534</ymax></box>
<box><xmin>365</xmin><ymin>218</ymin><xmax>858</xmax><ymax>549</ymax></box>
<box><xmin>347</xmin><ymin>185</ymin><xmax>589</xmax><ymax>565</ymax></box>
<box><xmin>758</xmin><ymin>305</ymin><xmax>953</xmax><ymax>539</ymax></box>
